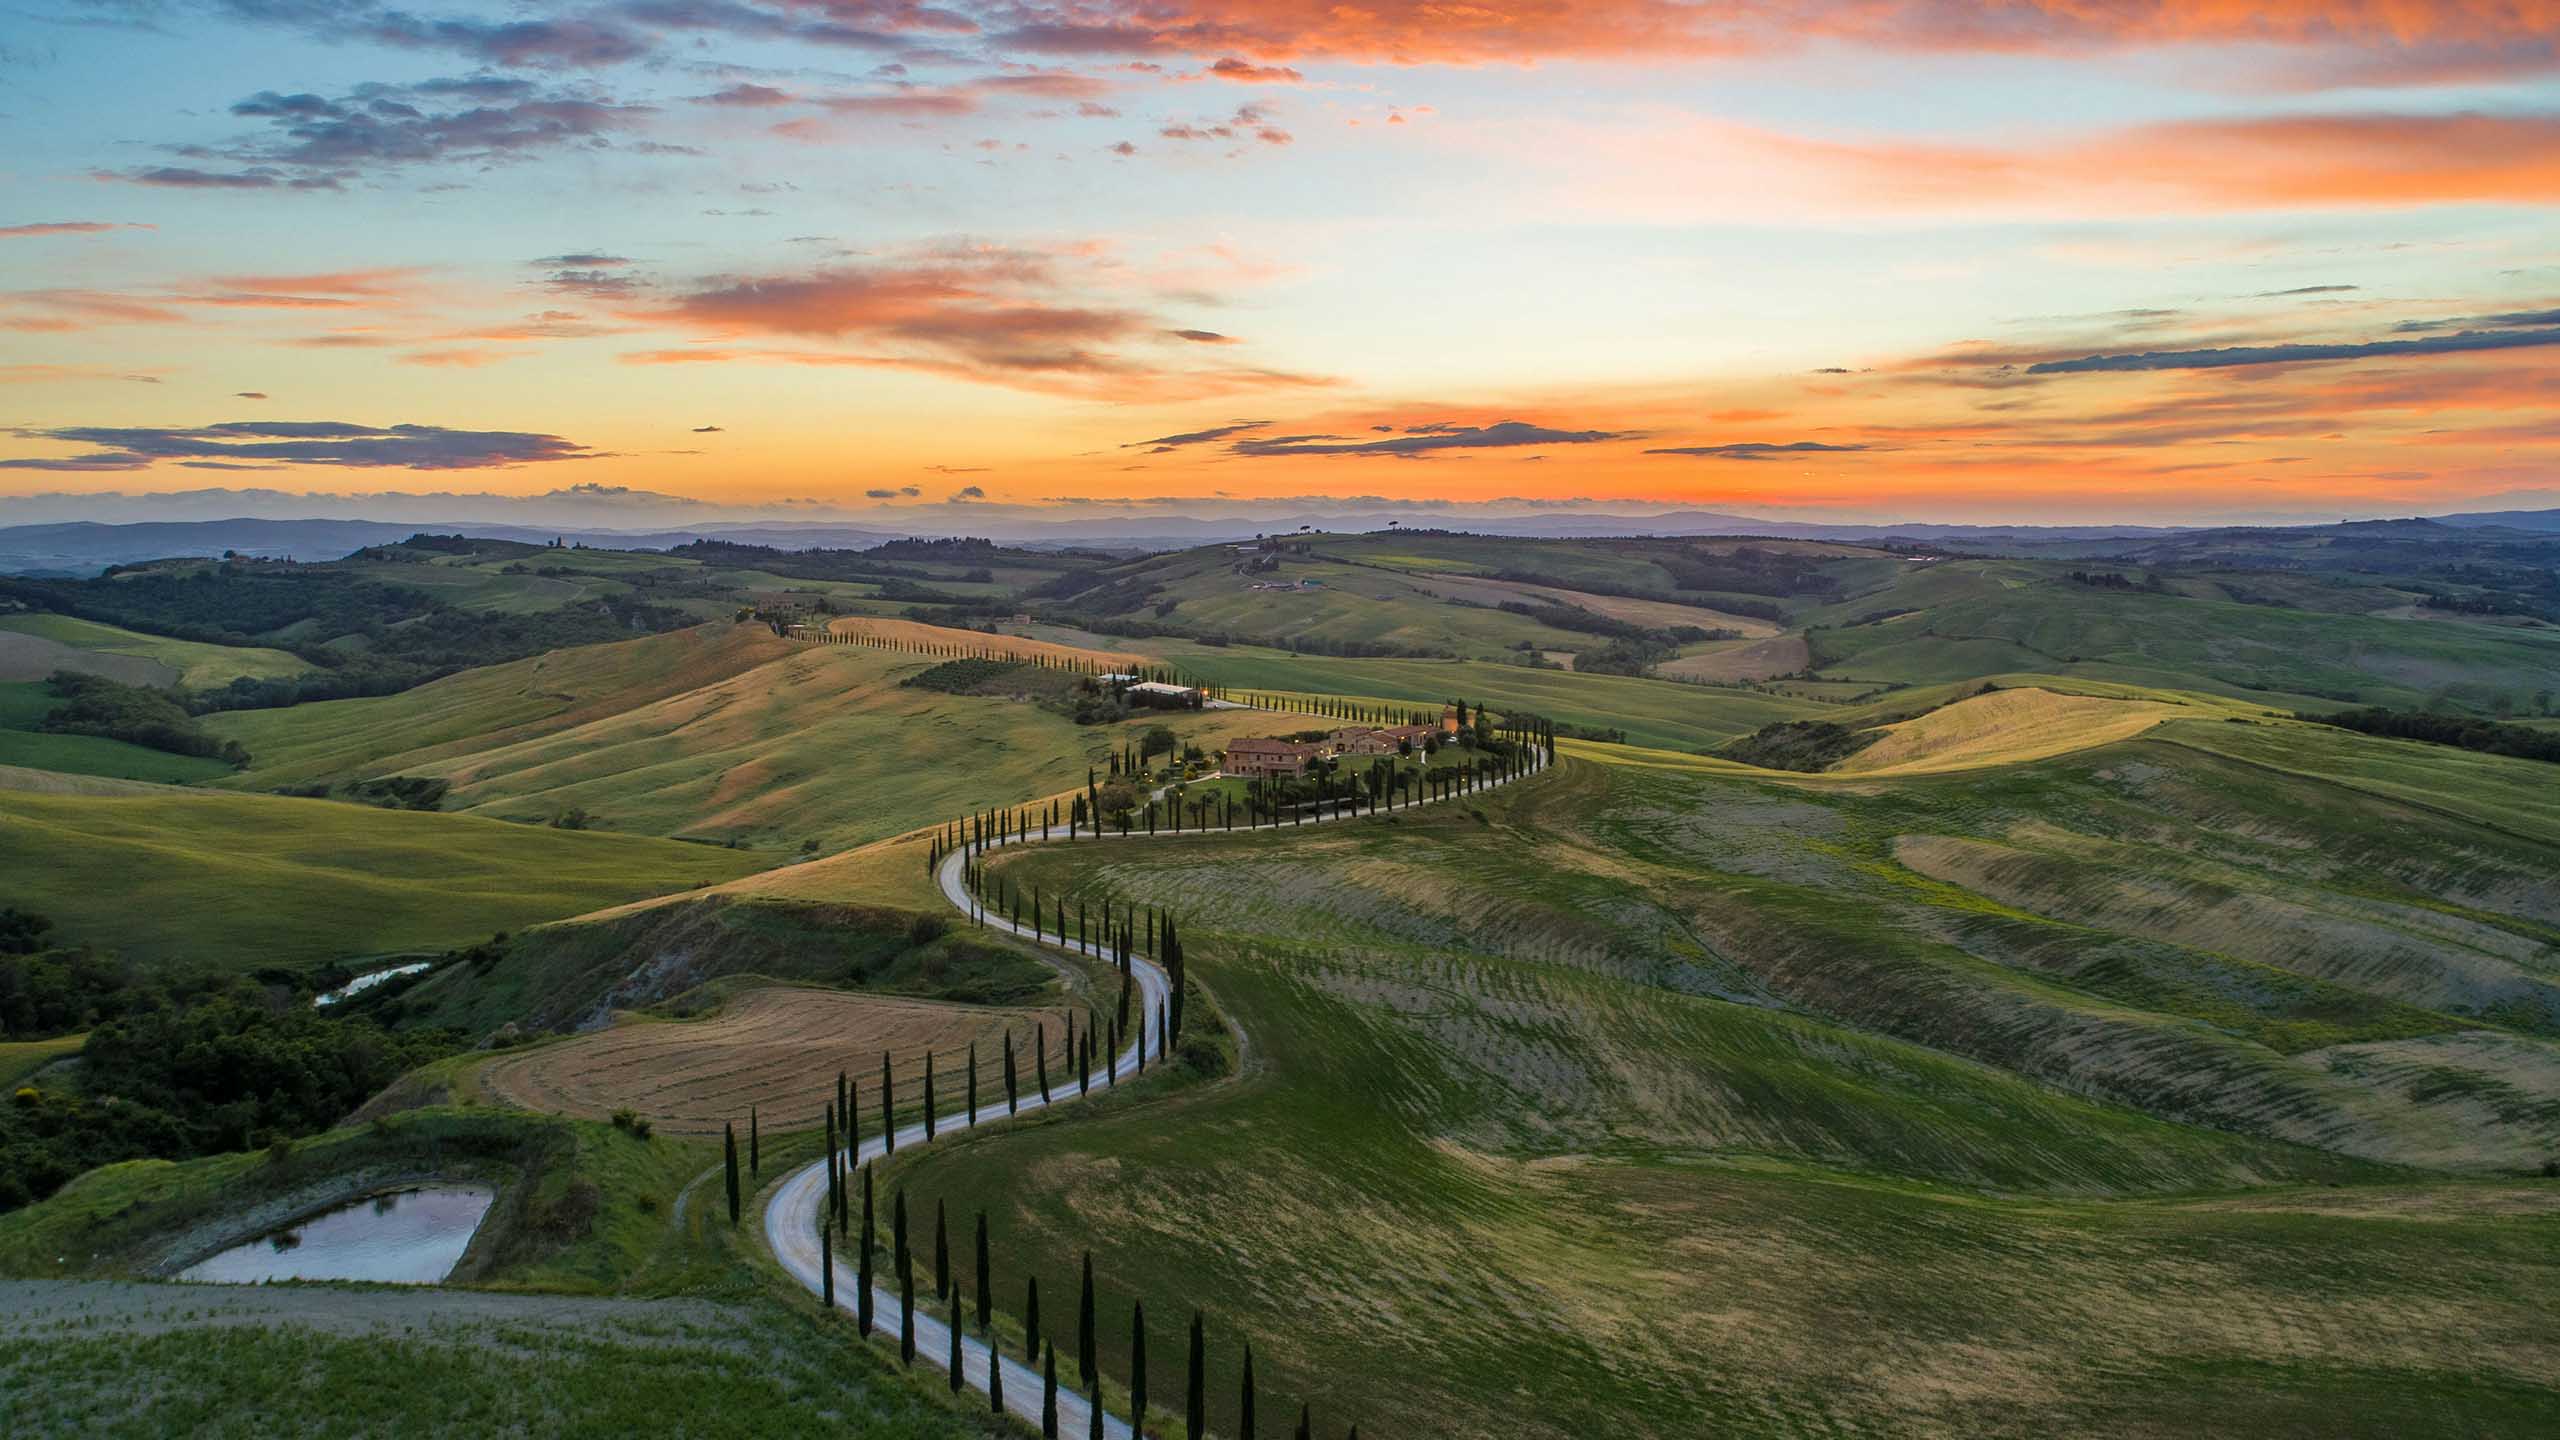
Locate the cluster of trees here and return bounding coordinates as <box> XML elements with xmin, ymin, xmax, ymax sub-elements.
<box><xmin>2302</xmin><ymin>706</ymin><xmax>2560</xmax><ymax>764</ymax></box>
<box><xmin>668</xmin><ymin>537</ymin><xmax>1021</xmax><ymax>587</ymax></box>
<box><xmin>1</xmin><ymin>976</ymin><xmax>463</xmax><ymax>1209</ymax></box>
<box><xmin>36</xmin><ymin>671</ymin><xmax>248</xmax><ymax>765</ymax></box>
<box><xmin>1719</xmin><ymin>719</ymin><xmax>1881</xmax><ymax>772</ymax></box>
<box><xmin>1652</xmin><ymin>544</ymin><xmax>1842</xmax><ymax>600</ymax></box>
<box><xmin>3</xmin><ymin>557</ymin><xmax>695</xmax><ymax>713</ymax></box>
<box><xmin>2065</xmin><ymin>570</ymin><xmax>2163</xmax><ymax>592</ymax></box>
<box><xmin>1489</xmin><ymin>567</ymin><xmax>1789</xmax><ymax>624</ymax></box>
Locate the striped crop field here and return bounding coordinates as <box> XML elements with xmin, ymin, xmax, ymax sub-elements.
<box><xmin>477</xmin><ymin>985</ymin><xmax>1084</xmax><ymax>1137</ymax></box>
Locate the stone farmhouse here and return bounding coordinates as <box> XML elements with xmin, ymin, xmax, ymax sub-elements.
<box><xmin>1330</xmin><ymin>724</ymin><xmax>1438</xmax><ymax>756</ymax></box>
<box><xmin>1223</xmin><ymin>736</ymin><xmax>1327</xmax><ymax>778</ymax></box>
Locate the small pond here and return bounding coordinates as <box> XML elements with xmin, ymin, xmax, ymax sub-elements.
<box><xmin>178</xmin><ymin>1186</ymin><xmax>494</xmax><ymax>1285</ymax></box>
<box><xmin>313</xmin><ymin>962</ymin><xmax>432</xmax><ymax>1008</ymax></box>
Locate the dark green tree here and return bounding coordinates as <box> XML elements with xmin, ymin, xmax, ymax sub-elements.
<box><xmin>1130</xmin><ymin>1301</ymin><xmax>1147</xmax><ymax>1436</ymax></box>
<box><xmin>1078</xmin><ymin>1250</ymin><xmax>1098</xmax><ymax>1389</ymax></box>
<box><xmin>820</xmin><ymin>1221</ymin><xmax>834</xmax><ymax>1308</ymax></box>
<box><xmin>1026</xmin><ymin>1273</ymin><xmax>1042</xmax><ymax>1365</ymax></box>
<box><xmin>881</xmin><ymin>1051</ymin><xmax>896</xmax><ymax>1152</ymax></box>
<box><xmin>976</xmin><ymin>1211</ymin><xmax>993</xmax><ymax>1327</ymax></box>
<box><xmin>948</xmin><ymin>1300</ymin><xmax>964</xmax><ymax>1395</ymax></box>
<box><xmin>1294</xmin><ymin>1403</ymin><xmax>1310</xmax><ymax>1440</ymax></box>
<box><xmin>722</xmin><ymin>1121</ymin><xmax>740</xmax><ymax>1225</ymax></box>
<box><xmin>1241</xmin><ymin>1344</ymin><xmax>1257</xmax><ymax>1440</ymax></box>
<box><xmin>857</xmin><ymin>1163</ymin><xmax>876</xmax><ymax>1334</ymax></box>
<box><xmin>1005</xmin><ymin>1033</ymin><xmax>1020</xmax><ymax>1114</ymax></box>
<box><xmin>925</xmin><ymin>1050</ymin><xmax>937</xmax><ymax>1140</ymax></box>
<box><xmin>1043</xmin><ymin>1342</ymin><xmax>1060</xmax><ymax>1439</ymax></box>
<box><xmin>1186</xmin><ymin>1309</ymin><xmax>1206</xmax><ymax>1440</ymax></box>
<box><xmin>935</xmin><ymin>1196</ymin><xmax>950</xmax><ymax>1300</ymax></box>
<box><xmin>895</xmin><ymin>1188</ymin><xmax>914</xmax><ymax>1364</ymax></box>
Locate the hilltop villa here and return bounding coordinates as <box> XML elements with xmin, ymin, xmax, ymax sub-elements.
<box><xmin>1330</xmin><ymin>724</ymin><xmax>1438</xmax><ymax>756</ymax></box>
<box><xmin>1224</xmin><ymin>736</ymin><xmax>1326</xmax><ymax>778</ymax></box>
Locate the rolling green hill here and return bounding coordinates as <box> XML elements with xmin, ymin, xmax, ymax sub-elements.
<box><xmin>890</xmin><ymin>729</ymin><xmax>2560</xmax><ymax>1438</ymax></box>
<box><xmin>211</xmin><ymin>624</ymin><xmax>1334</xmax><ymax>851</ymax></box>
<box><xmin>0</xmin><ymin>781</ymin><xmax>766</xmax><ymax>970</ymax></box>
<box><xmin>0</xmin><ymin>613</ymin><xmax>311</xmax><ymax>689</ymax></box>
<box><xmin>1157</xmin><ymin>641</ymin><xmax>1826</xmax><ymax>750</ymax></box>
<box><xmin>1802</xmin><ymin>561</ymin><xmax>2560</xmax><ymax>711</ymax></box>
<box><xmin>0</xmin><ymin>682</ymin><xmax>235</xmax><ymax>784</ymax></box>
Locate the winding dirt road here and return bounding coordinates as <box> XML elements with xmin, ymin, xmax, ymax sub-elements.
<box><xmin>762</xmin><ymin>744</ymin><xmax>1547</xmax><ymax>1435</ymax></box>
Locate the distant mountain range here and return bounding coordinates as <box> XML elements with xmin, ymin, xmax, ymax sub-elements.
<box><xmin>1</xmin><ymin>507</ymin><xmax>2553</xmax><ymax>576</ymax></box>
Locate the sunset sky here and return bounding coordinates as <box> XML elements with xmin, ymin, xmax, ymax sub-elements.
<box><xmin>3</xmin><ymin>1</ymin><xmax>2558</xmax><ymax>526</ymax></box>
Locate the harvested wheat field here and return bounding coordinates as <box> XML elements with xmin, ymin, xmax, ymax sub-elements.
<box><xmin>1655</xmin><ymin>633</ymin><xmax>1810</xmax><ymax>683</ymax></box>
<box><xmin>825</xmin><ymin>615</ymin><xmax>1152</xmax><ymax>670</ymax></box>
<box><xmin>1827</xmin><ymin>686</ymin><xmax>2183</xmax><ymax>776</ymax></box>
<box><xmin>477</xmin><ymin>985</ymin><xmax>1082</xmax><ymax>1136</ymax></box>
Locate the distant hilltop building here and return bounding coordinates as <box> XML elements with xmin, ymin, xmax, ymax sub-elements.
<box><xmin>1124</xmin><ymin>680</ymin><xmax>1204</xmax><ymax>709</ymax></box>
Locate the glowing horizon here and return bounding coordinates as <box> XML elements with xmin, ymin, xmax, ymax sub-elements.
<box><xmin>3</xmin><ymin>1</ymin><xmax>2556</xmax><ymax>526</ymax></box>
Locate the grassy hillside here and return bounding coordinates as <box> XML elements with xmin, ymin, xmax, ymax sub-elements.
<box><xmin>1048</xmin><ymin>545</ymin><xmax>1612</xmax><ymax>659</ymax></box>
<box><xmin>1804</xmin><ymin>563</ymin><xmax>2560</xmax><ymax>711</ymax></box>
<box><xmin>215</xmin><ymin>624</ymin><xmax>1332</xmax><ymax>851</ymax></box>
<box><xmin>0</xmin><ymin>1104</ymin><xmax>999</xmax><ymax>1438</ymax></box>
<box><xmin>0</xmin><ymin>613</ymin><xmax>310</xmax><ymax>688</ymax></box>
<box><xmin>1158</xmin><ymin>641</ymin><xmax>1824</xmax><ymax>750</ymax></box>
<box><xmin>882</xmin><ymin>748</ymin><xmax>2559</xmax><ymax>1438</ymax></box>
<box><xmin>0</xmin><ymin>681</ymin><xmax>235</xmax><ymax>784</ymax></box>
<box><xmin>0</xmin><ymin>785</ymin><xmax>765</xmax><ymax>970</ymax></box>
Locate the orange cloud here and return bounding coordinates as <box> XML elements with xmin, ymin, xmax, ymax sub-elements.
<box><xmin>623</xmin><ymin>244</ymin><xmax>1330</xmax><ymax>399</ymax></box>
<box><xmin>1555</xmin><ymin>108</ymin><xmax>2560</xmax><ymax>222</ymax></box>
<box><xmin>993</xmin><ymin>1</ymin><xmax>2560</xmax><ymax>68</ymax></box>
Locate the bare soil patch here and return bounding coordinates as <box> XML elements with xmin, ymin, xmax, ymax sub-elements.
<box><xmin>477</xmin><ymin>985</ymin><xmax>1074</xmax><ymax>1135</ymax></box>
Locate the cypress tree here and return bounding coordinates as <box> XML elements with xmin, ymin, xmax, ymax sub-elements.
<box><xmin>990</xmin><ymin>1331</ymin><xmax>1004</xmax><ymax>1415</ymax></box>
<box><xmin>1186</xmin><ymin>1309</ymin><xmax>1205</xmax><ymax>1440</ymax></box>
<box><xmin>976</xmin><ymin>1212</ymin><xmax>992</xmax><ymax>1327</ymax></box>
<box><xmin>821</xmin><ymin>1221</ymin><xmax>834</xmax><ymax>1308</ymax></box>
<box><xmin>1241</xmin><ymin>1343</ymin><xmax>1256</xmax><ymax>1440</ymax></box>
<box><xmin>1005</xmin><ymin>1033</ymin><xmax>1019</xmax><ymax>1114</ymax></box>
<box><xmin>1294</xmin><ymin>1405</ymin><xmax>1310</xmax><ymax>1440</ymax></box>
<box><xmin>1078</xmin><ymin>1250</ymin><xmax>1097</xmax><ymax>1389</ymax></box>
<box><xmin>837</xmin><ymin>1069</ymin><xmax>849</xmax><ymax>1144</ymax></box>
<box><xmin>1043</xmin><ymin>1342</ymin><xmax>1059</xmax><ymax>1439</ymax></box>
<box><xmin>948</xmin><ymin>1299</ymin><xmax>964</xmax><ymax>1395</ymax></box>
<box><xmin>722</xmin><ymin>1121</ymin><xmax>739</xmax><ymax>1225</ymax></box>
<box><xmin>968</xmin><ymin>1040</ymin><xmax>979</xmax><ymax>1125</ymax></box>
<box><xmin>925</xmin><ymin>1050</ymin><xmax>937</xmax><ymax>1140</ymax></box>
<box><xmin>1026</xmin><ymin>1273</ymin><xmax>1042</xmax><ymax>1365</ymax></box>
<box><xmin>1129</xmin><ymin>1301</ymin><xmax>1147</xmax><ymax>1435</ymax></box>
<box><xmin>1037</xmin><ymin>1024</ymin><xmax>1051</xmax><ymax>1103</ymax></box>
<box><xmin>895</xmin><ymin>1189</ymin><xmax>914</xmax><ymax>1364</ymax></box>
<box><xmin>935</xmin><ymin>1197</ymin><xmax>950</xmax><ymax>1301</ymax></box>
<box><xmin>848</xmin><ymin>1074</ymin><xmax>860</xmax><ymax>1155</ymax></box>
<box><xmin>881</xmin><ymin>1051</ymin><xmax>895</xmax><ymax>1152</ymax></box>
<box><xmin>857</xmin><ymin>1164</ymin><xmax>875</xmax><ymax>1335</ymax></box>
<box><xmin>825</xmin><ymin>1102</ymin><xmax>838</xmax><ymax>1222</ymax></box>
